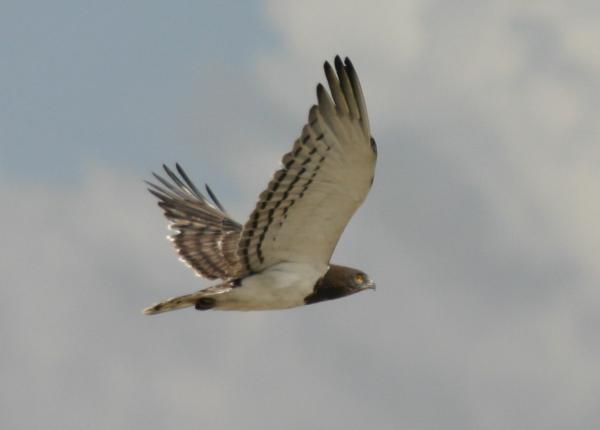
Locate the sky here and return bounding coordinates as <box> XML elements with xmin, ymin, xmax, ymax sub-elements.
<box><xmin>2</xmin><ymin>1</ymin><xmax>600</xmax><ymax>429</ymax></box>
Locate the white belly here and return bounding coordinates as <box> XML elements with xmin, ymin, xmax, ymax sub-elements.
<box><xmin>216</xmin><ymin>262</ymin><xmax>328</xmax><ymax>310</ymax></box>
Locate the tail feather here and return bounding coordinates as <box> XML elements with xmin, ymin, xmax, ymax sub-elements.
<box><xmin>143</xmin><ymin>284</ymin><xmax>232</xmax><ymax>315</ymax></box>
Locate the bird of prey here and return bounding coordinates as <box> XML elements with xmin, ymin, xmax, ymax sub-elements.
<box><xmin>143</xmin><ymin>56</ymin><xmax>377</xmax><ymax>315</ymax></box>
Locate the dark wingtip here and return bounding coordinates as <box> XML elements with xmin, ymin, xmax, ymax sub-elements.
<box><xmin>316</xmin><ymin>83</ymin><xmax>326</xmax><ymax>98</ymax></box>
<box><xmin>334</xmin><ymin>55</ymin><xmax>344</xmax><ymax>73</ymax></box>
<box><xmin>344</xmin><ymin>57</ymin><xmax>356</xmax><ymax>74</ymax></box>
<box><xmin>144</xmin><ymin>179</ymin><xmax>162</xmax><ymax>194</ymax></box>
<box><xmin>205</xmin><ymin>184</ymin><xmax>226</xmax><ymax>212</ymax></box>
<box><xmin>175</xmin><ymin>163</ymin><xmax>203</xmax><ymax>198</ymax></box>
<box><xmin>147</xmin><ymin>187</ymin><xmax>166</xmax><ymax>201</ymax></box>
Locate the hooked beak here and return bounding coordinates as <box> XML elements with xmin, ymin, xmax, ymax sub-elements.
<box><xmin>366</xmin><ymin>279</ymin><xmax>376</xmax><ymax>290</ymax></box>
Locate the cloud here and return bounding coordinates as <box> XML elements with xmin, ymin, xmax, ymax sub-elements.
<box><xmin>261</xmin><ymin>0</ymin><xmax>600</xmax><ymax>274</ymax></box>
<box><xmin>3</xmin><ymin>1</ymin><xmax>600</xmax><ymax>429</ymax></box>
<box><xmin>254</xmin><ymin>0</ymin><xmax>600</xmax><ymax>427</ymax></box>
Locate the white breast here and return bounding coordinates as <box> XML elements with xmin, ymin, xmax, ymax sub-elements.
<box><xmin>216</xmin><ymin>262</ymin><xmax>328</xmax><ymax>310</ymax></box>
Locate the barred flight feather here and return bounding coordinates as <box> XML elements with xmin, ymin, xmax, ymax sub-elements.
<box><xmin>147</xmin><ymin>164</ymin><xmax>245</xmax><ymax>279</ymax></box>
<box><xmin>237</xmin><ymin>57</ymin><xmax>376</xmax><ymax>273</ymax></box>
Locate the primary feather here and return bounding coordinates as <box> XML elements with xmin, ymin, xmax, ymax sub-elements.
<box><xmin>146</xmin><ymin>164</ymin><xmax>244</xmax><ymax>279</ymax></box>
<box><xmin>237</xmin><ymin>57</ymin><xmax>376</xmax><ymax>273</ymax></box>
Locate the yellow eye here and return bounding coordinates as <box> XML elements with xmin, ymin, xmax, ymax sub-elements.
<box><xmin>354</xmin><ymin>273</ymin><xmax>365</xmax><ymax>284</ymax></box>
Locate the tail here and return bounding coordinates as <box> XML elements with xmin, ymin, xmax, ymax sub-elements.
<box><xmin>143</xmin><ymin>284</ymin><xmax>231</xmax><ymax>315</ymax></box>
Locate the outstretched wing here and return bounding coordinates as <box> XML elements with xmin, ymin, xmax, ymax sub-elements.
<box><xmin>238</xmin><ymin>56</ymin><xmax>377</xmax><ymax>273</ymax></box>
<box><xmin>147</xmin><ymin>164</ymin><xmax>245</xmax><ymax>280</ymax></box>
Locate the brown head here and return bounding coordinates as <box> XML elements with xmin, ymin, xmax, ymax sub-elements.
<box><xmin>304</xmin><ymin>264</ymin><xmax>376</xmax><ymax>305</ymax></box>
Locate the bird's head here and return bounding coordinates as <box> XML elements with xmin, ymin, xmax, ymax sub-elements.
<box><xmin>342</xmin><ymin>267</ymin><xmax>376</xmax><ymax>293</ymax></box>
<box><xmin>305</xmin><ymin>264</ymin><xmax>375</xmax><ymax>305</ymax></box>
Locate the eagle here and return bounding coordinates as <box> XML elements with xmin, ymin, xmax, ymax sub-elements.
<box><xmin>143</xmin><ymin>56</ymin><xmax>377</xmax><ymax>315</ymax></box>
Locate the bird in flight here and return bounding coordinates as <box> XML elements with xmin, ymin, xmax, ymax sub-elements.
<box><xmin>143</xmin><ymin>56</ymin><xmax>377</xmax><ymax>315</ymax></box>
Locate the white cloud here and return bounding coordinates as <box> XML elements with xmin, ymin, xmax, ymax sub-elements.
<box><xmin>265</xmin><ymin>0</ymin><xmax>423</xmax><ymax>63</ymax></box>
<box><xmin>4</xmin><ymin>2</ymin><xmax>600</xmax><ymax>429</ymax></box>
<box><xmin>255</xmin><ymin>1</ymin><xmax>600</xmax><ymax>427</ymax></box>
<box><xmin>260</xmin><ymin>0</ymin><xmax>600</xmax><ymax>276</ymax></box>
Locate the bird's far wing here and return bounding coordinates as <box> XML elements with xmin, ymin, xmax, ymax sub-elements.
<box><xmin>238</xmin><ymin>57</ymin><xmax>377</xmax><ymax>273</ymax></box>
<box><xmin>147</xmin><ymin>164</ymin><xmax>245</xmax><ymax>280</ymax></box>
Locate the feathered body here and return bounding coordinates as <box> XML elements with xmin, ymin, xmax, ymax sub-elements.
<box><xmin>143</xmin><ymin>56</ymin><xmax>377</xmax><ymax>315</ymax></box>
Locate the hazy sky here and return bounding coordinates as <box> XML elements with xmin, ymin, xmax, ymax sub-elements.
<box><xmin>3</xmin><ymin>1</ymin><xmax>600</xmax><ymax>429</ymax></box>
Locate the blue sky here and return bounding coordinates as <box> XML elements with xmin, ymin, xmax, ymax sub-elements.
<box><xmin>3</xmin><ymin>1</ymin><xmax>600</xmax><ymax>429</ymax></box>
<box><xmin>1</xmin><ymin>1</ymin><xmax>273</xmax><ymax>182</ymax></box>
